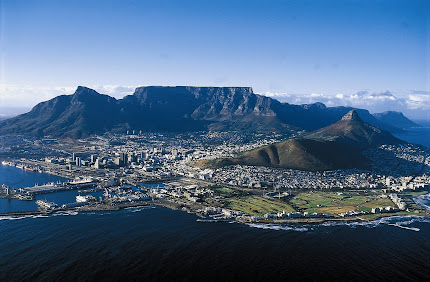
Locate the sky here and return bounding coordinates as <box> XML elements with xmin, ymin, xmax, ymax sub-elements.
<box><xmin>0</xmin><ymin>0</ymin><xmax>429</xmax><ymax>119</ymax></box>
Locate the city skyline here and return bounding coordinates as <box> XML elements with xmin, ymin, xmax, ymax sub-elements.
<box><xmin>0</xmin><ymin>0</ymin><xmax>429</xmax><ymax>119</ymax></box>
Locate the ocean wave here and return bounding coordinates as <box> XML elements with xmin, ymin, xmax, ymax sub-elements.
<box><xmin>0</xmin><ymin>211</ymin><xmax>80</xmax><ymax>221</ymax></box>
<box><xmin>247</xmin><ymin>223</ymin><xmax>309</xmax><ymax>232</ymax></box>
<box><xmin>413</xmin><ymin>193</ymin><xmax>430</xmax><ymax>211</ymax></box>
<box><xmin>0</xmin><ymin>215</ymin><xmax>30</xmax><ymax>221</ymax></box>
<box><xmin>124</xmin><ymin>206</ymin><xmax>155</xmax><ymax>213</ymax></box>
<box><xmin>319</xmin><ymin>215</ymin><xmax>430</xmax><ymax>229</ymax></box>
<box><xmin>52</xmin><ymin>211</ymin><xmax>79</xmax><ymax>216</ymax></box>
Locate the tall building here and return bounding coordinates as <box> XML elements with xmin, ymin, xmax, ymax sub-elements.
<box><xmin>76</xmin><ymin>157</ymin><xmax>81</xmax><ymax>167</ymax></box>
<box><xmin>141</xmin><ymin>151</ymin><xmax>147</xmax><ymax>160</ymax></box>
<box><xmin>120</xmin><ymin>152</ymin><xmax>127</xmax><ymax>166</ymax></box>
<box><xmin>94</xmin><ymin>158</ymin><xmax>100</xmax><ymax>169</ymax></box>
<box><xmin>172</xmin><ymin>149</ymin><xmax>178</xmax><ymax>157</ymax></box>
<box><xmin>128</xmin><ymin>153</ymin><xmax>137</xmax><ymax>163</ymax></box>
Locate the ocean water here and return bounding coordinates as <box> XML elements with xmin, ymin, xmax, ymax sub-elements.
<box><xmin>0</xmin><ymin>164</ymin><xmax>69</xmax><ymax>213</ymax></box>
<box><xmin>1</xmin><ymin>158</ymin><xmax>430</xmax><ymax>280</ymax></box>
<box><xmin>0</xmin><ymin>163</ymin><xmax>67</xmax><ymax>189</ymax></box>
<box><xmin>393</xmin><ymin>126</ymin><xmax>430</xmax><ymax>148</ymax></box>
<box><xmin>0</xmin><ymin>208</ymin><xmax>429</xmax><ymax>281</ymax></box>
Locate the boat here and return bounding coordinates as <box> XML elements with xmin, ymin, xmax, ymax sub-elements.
<box><xmin>76</xmin><ymin>195</ymin><xmax>96</xmax><ymax>203</ymax></box>
<box><xmin>36</xmin><ymin>200</ymin><xmax>58</xmax><ymax>210</ymax></box>
<box><xmin>17</xmin><ymin>194</ymin><xmax>35</xmax><ymax>201</ymax></box>
<box><xmin>24</xmin><ymin>167</ymin><xmax>36</xmax><ymax>172</ymax></box>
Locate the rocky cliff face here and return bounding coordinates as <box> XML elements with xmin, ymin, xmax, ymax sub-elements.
<box><xmin>0</xmin><ymin>86</ymin><xmax>407</xmax><ymax>138</ymax></box>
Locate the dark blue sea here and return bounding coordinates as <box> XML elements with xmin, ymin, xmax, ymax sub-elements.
<box><xmin>393</xmin><ymin>126</ymin><xmax>430</xmax><ymax>148</ymax></box>
<box><xmin>1</xmin><ymin>164</ymin><xmax>430</xmax><ymax>280</ymax></box>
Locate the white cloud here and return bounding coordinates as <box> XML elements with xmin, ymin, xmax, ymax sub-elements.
<box><xmin>261</xmin><ymin>89</ymin><xmax>430</xmax><ymax>119</ymax></box>
<box><xmin>406</xmin><ymin>94</ymin><xmax>430</xmax><ymax>110</ymax></box>
<box><xmin>90</xmin><ymin>85</ymin><xmax>136</xmax><ymax>99</ymax></box>
<box><xmin>0</xmin><ymin>85</ymin><xmax>72</xmax><ymax>108</ymax></box>
<box><xmin>0</xmin><ymin>84</ymin><xmax>138</xmax><ymax>108</ymax></box>
<box><xmin>263</xmin><ymin>92</ymin><xmax>290</xmax><ymax>98</ymax></box>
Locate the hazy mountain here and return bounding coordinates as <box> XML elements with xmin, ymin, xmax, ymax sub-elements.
<box><xmin>0</xmin><ymin>86</ymin><xmax>405</xmax><ymax>138</ymax></box>
<box><xmin>207</xmin><ymin>110</ymin><xmax>405</xmax><ymax>171</ymax></box>
<box><xmin>373</xmin><ymin>111</ymin><xmax>418</xmax><ymax>129</ymax></box>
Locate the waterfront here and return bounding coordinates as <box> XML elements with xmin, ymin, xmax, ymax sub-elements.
<box><xmin>0</xmin><ymin>164</ymin><xmax>69</xmax><ymax>213</ymax></box>
<box><xmin>0</xmin><ymin>163</ymin><xmax>67</xmax><ymax>189</ymax></box>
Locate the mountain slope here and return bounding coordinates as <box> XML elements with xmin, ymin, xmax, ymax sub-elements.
<box><xmin>0</xmin><ymin>87</ymin><xmax>120</xmax><ymax>138</ymax></box>
<box><xmin>305</xmin><ymin>110</ymin><xmax>404</xmax><ymax>148</ymax></box>
<box><xmin>209</xmin><ymin>110</ymin><xmax>406</xmax><ymax>171</ymax></box>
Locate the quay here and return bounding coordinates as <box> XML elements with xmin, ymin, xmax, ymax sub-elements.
<box><xmin>21</xmin><ymin>180</ymin><xmax>99</xmax><ymax>195</ymax></box>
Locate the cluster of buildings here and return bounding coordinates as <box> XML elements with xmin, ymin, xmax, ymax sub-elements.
<box><xmin>1</xmin><ymin>131</ymin><xmax>429</xmax><ymax>220</ymax></box>
<box><xmin>149</xmin><ymin>184</ymin><xmax>213</xmax><ymax>203</ymax></box>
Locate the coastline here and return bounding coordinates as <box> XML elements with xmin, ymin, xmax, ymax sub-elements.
<box><xmin>1</xmin><ymin>159</ymin><xmax>429</xmax><ymax>224</ymax></box>
<box><xmin>1</xmin><ymin>198</ymin><xmax>428</xmax><ymax>224</ymax></box>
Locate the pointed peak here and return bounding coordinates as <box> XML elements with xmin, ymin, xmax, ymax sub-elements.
<box><xmin>74</xmin><ymin>86</ymin><xmax>99</xmax><ymax>96</ymax></box>
<box><xmin>341</xmin><ymin>110</ymin><xmax>361</xmax><ymax>121</ymax></box>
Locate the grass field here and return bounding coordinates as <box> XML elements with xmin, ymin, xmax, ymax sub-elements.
<box><xmin>227</xmin><ymin>195</ymin><xmax>295</xmax><ymax>217</ymax></box>
<box><xmin>214</xmin><ymin>187</ymin><xmax>235</xmax><ymax>197</ymax></box>
<box><xmin>289</xmin><ymin>191</ymin><xmax>394</xmax><ymax>215</ymax></box>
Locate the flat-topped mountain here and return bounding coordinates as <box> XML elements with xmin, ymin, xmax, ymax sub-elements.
<box><xmin>0</xmin><ymin>86</ymin><xmax>413</xmax><ymax>138</ymax></box>
<box><xmin>207</xmin><ymin>110</ymin><xmax>406</xmax><ymax>171</ymax></box>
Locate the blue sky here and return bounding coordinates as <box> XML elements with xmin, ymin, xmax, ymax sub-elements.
<box><xmin>0</xmin><ymin>0</ymin><xmax>429</xmax><ymax>119</ymax></box>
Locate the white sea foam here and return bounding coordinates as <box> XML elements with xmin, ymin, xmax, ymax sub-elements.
<box><xmin>319</xmin><ymin>215</ymin><xmax>430</xmax><ymax>230</ymax></box>
<box><xmin>413</xmin><ymin>193</ymin><xmax>430</xmax><ymax>211</ymax></box>
<box><xmin>0</xmin><ymin>215</ymin><xmax>34</xmax><ymax>221</ymax></box>
<box><xmin>124</xmin><ymin>206</ymin><xmax>153</xmax><ymax>212</ymax></box>
<box><xmin>0</xmin><ymin>210</ymin><xmax>81</xmax><ymax>221</ymax></box>
<box><xmin>247</xmin><ymin>223</ymin><xmax>309</xmax><ymax>232</ymax></box>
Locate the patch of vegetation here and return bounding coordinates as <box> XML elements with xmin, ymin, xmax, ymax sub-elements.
<box><xmin>214</xmin><ymin>187</ymin><xmax>235</xmax><ymax>197</ymax></box>
<box><xmin>227</xmin><ymin>195</ymin><xmax>295</xmax><ymax>217</ymax></box>
<box><xmin>289</xmin><ymin>191</ymin><xmax>395</xmax><ymax>215</ymax></box>
<box><xmin>401</xmin><ymin>191</ymin><xmax>429</xmax><ymax>196</ymax></box>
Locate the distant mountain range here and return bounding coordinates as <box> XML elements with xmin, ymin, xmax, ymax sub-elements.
<box><xmin>0</xmin><ymin>86</ymin><xmax>418</xmax><ymax>138</ymax></box>
<box><xmin>205</xmin><ymin>110</ymin><xmax>405</xmax><ymax>171</ymax></box>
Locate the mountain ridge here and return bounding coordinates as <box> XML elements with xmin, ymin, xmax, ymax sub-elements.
<box><xmin>206</xmin><ymin>110</ymin><xmax>406</xmax><ymax>171</ymax></box>
<box><xmin>0</xmin><ymin>86</ymin><xmax>414</xmax><ymax>138</ymax></box>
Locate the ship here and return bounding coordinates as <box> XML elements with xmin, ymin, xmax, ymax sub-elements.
<box><xmin>17</xmin><ymin>194</ymin><xmax>35</xmax><ymax>201</ymax></box>
<box><xmin>1</xmin><ymin>160</ymin><xmax>14</xmax><ymax>166</ymax></box>
<box><xmin>36</xmin><ymin>200</ymin><xmax>58</xmax><ymax>210</ymax></box>
<box><xmin>76</xmin><ymin>195</ymin><xmax>97</xmax><ymax>203</ymax></box>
